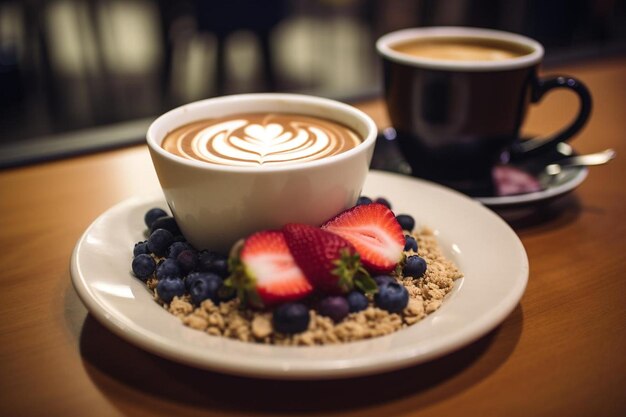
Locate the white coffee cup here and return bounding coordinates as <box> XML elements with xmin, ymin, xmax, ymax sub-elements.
<box><xmin>147</xmin><ymin>93</ymin><xmax>377</xmax><ymax>253</ymax></box>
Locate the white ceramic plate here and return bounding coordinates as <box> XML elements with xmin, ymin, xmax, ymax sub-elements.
<box><xmin>71</xmin><ymin>170</ymin><xmax>528</xmax><ymax>379</ymax></box>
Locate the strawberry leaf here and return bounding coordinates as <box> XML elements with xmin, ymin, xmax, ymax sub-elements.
<box><xmin>246</xmin><ymin>289</ymin><xmax>263</xmax><ymax>309</ymax></box>
<box><xmin>217</xmin><ymin>282</ymin><xmax>236</xmax><ymax>300</ymax></box>
<box><xmin>330</xmin><ymin>249</ymin><xmax>366</xmax><ymax>293</ymax></box>
<box><xmin>226</xmin><ymin>253</ymin><xmax>265</xmax><ymax>309</ymax></box>
<box><xmin>354</xmin><ymin>273</ymin><xmax>378</xmax><ymax>295</ymax></box>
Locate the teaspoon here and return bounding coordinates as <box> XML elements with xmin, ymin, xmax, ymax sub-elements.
<box><xmin>540</xmin><ymin>148</ymin><xmax>616</xmax><ymax>187</ymax></box>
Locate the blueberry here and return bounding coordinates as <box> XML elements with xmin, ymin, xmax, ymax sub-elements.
<box><xmin>132</xmin><ymin>254</ymin><xmax>156</xmax><ymax>280</ymax></box>
<box><xmin>197</xmin><ymin>251</ymin><xmax>229</xmax><ymax>277</ymax></box>
<box><xmin>176</xmin><ymin>249</ymin><xmax>198</xmax><ymax>274</ymax></box>
<box><xmin>167</xmin><ymin>241</ymin><xmax>191</xmax><ymax>259</ymax></box>
<box><xmin>133</xmin><ymin>240</ymin><xmax>149</xmax><ymax>257</ymax></box>
<box><xmin>356</xmin><ymin>196</ymin><xmax>372</xmax><ymax>206</ymax></box>
<box><xmin>373</xmin><ymin>274</ymin><xmax>396</xmax><ymax>287</ymax></box>
<box><xmin>184</xmin><ymin>271</ymin><xmax>202</xmax><ymax>292</ymax></box>
<box><xmin>396</xmin><ymin>214</ymin><xmax>415</xmax><ymax>232</ymax></box>
<box><xmin>210</xmin><ymin>258</ymin><xmax>229</xmax><ymax>277</ymax></box>
<box><xmin>144</xmin><ymin>207</ymin><xmax>167</xmax><ymax>229</ymax></box>
<box><xmin>156</xmin><ymin>277</ymin><xmax>185</xmax><ymax>303</ymax></box>
<box><xmin>404</xmin><ymin>235</ymin><xmax>418</xmax><ymax>252</ymax></box>
<box><xmin>156</xmin><ymin>258</ymin><xmax>182</xmax><ymax>280</ymax></box>
<box><xmin>272</xmin><ymin>303</ymin><xmax>310</xmax><ymax>334</ymax></box>
<box><xmin>317</xmin><ymin>296</ymin><xmax>350</xmax><ymax>322</ymax></box>
<box><xmin>403</xmin><ymin>255</ymin><xmax>427</xmax><ymax>278</ymax></box>
<box><xmin>187</xmin><ymin>273</ymin><xmax>223</xmax><ymax>305</ymax></box>
<box><xmin>150</xmin><ymin>216</ymin><xmax>181</xmax><ymax>236</ymax></box>
<box><xmin>374</xmin><ymin>282</ymin><xmax>409</xmax><ymax>313</ymax></box>
<box><xmin>148</xmin><ymin>228</ymin><xmax>174</xmax><ymax>257</ymax></box>
<box><xmin>346</xmin><ymin>291</ymin><xmax>369</xmax><ymax>313</ymax></box>
<box><xmin>374</xmin><ymin>197</ymin><xmax>392</xmax><ymax>209</ymax></box>
<box><xmin>196</xmin><ymin>250</ymin><xmax>216</xmax><ymax>270</ymax></box>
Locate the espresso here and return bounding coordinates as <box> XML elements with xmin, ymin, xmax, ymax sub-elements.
<box><xmin>161</xmin><ymin>113</ymin><xmax>362</xmax><ymax>167</ymax></box>
<box><xmin>391</xmin><ymin>37</ymin><xmax>532</xmax><ymax>62</ymax></box>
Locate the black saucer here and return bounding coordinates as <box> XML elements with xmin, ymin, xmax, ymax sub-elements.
<box><xmin>371</xmin><ymin>131</ymin><xmax>588</xmax><ymax>208</ymax></box>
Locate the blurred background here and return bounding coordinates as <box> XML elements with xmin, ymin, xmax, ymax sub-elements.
<box><xmin>1</xmin><ymin>0</ymin><xmax>625</xmax><ymax>167</ymax></box>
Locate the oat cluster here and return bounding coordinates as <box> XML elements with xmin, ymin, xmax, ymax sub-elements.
<box><xmin>146</xmin><ymin>227</ymin><xmax>463</xmax><ymax>345</ymax></box>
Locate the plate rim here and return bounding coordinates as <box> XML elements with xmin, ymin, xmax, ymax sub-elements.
<box><xmin>71</xmin><ymin>170</ymin><xmax>529</xmax><ymax>379</ymax></box>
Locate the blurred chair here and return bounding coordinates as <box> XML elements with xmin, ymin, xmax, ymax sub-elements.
<box><xmin>194</xmin><ymin>0</ymin><xmax>287</xmax><ymax>94</ymax></box>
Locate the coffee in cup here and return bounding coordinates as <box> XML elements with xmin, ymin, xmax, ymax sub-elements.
<box><xmin>160</xmin><ymin>113</ymin><xmax>362</xmax><ymax>167</ymax></box>
<box><xmin>377</xmin><ymin>27</ymin><xmax>592</xmax><ymax>196</ymax></box>
<box><xmin>390</xmin><ymin>36</ymin><xmax>533</xmax><ymax>62</ymax></box>
<box><xmin>147</xmin><ymin>94</ymin><xmax>377</xmax><ymax>253</ymax></box>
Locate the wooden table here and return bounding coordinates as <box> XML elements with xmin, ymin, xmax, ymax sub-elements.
<box><xmin>1</xmin><ymin>57</ymin><xmax>624</xmax><ymax>417</ymax></box>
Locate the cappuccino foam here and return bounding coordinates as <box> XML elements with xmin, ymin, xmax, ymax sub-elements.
<box><xmin>161</xmin><ymin>113</ymin><xmax>362</xmax><ymax>167</ymax></box>
<box><xmin>391</xmin><ymin>37</ymin><xmax>532</xmax><ymax>62</ymax></box>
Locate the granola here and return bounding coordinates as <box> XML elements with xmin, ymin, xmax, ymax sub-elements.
<box><xmin>148</xmin><ymin>227</ymin><xmax>463</xmax><ymax>345</ymax></box>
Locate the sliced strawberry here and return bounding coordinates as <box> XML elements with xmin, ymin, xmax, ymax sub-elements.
<box><xmin>282</xmin><ymin>223</ymin><xmax>376</xmax><ymax>295</ymax></box>
<box><xmin>226</xmin><ymin>230</ymin><xmax>312</xmax><ymax>308</ymax></box>
<box><xmin>321</xmin><ymin>203</ymin><xmax>404</xmax><ymax>273</ymax></box>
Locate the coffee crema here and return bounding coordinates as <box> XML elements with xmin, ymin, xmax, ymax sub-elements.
<box><xmin>391</xmin><ymin>37</ymin><xmax>533</xmax><ymax>62</ymax></box>
<box><xmin>161</xmin><ymin>113</ymin><xmax>362</xmax><ymax>167</ymax></box>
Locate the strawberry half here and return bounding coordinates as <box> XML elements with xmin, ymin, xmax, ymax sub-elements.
<box><xmin>282</xmin><ymin>223</ymin><xmax>376</xmax><ymax>295</ymax></box>
<box><xmin>226</xmin><ymin>230</ymin><xmax>313</xmax><ymax>308</ymax></box>
<box><xmin>321</xmin><ymin>203</ymin><xmax>404</xmax><ymax>274</ymax></box>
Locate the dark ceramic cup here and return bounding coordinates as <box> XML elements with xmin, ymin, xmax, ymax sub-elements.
<box><xmin>376</xmin><ymin>27</ymin><xmax>592</xmax><ymax>195</ymax></box>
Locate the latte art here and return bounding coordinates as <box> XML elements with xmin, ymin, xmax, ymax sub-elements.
<box><xmin>161</xmin><ymin>113</ymin><xmax>362</xmax><ymax>167</ymax></box>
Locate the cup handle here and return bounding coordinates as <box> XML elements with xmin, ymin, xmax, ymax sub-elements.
<box><xmin>510</xmin><ymin>75</ymin><xmax>592</xmax><ymax>158</ymax></box>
